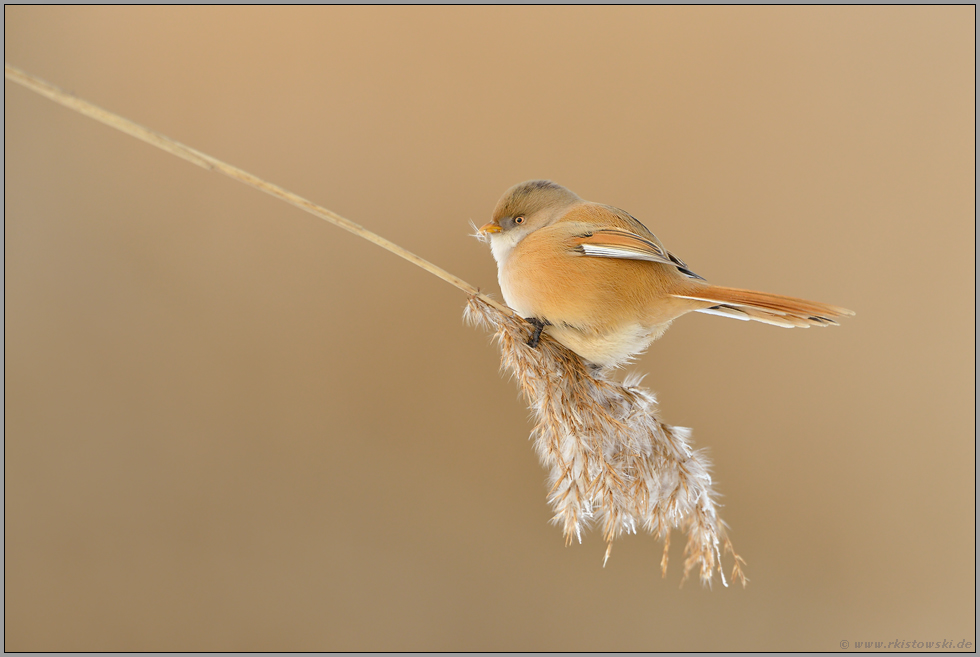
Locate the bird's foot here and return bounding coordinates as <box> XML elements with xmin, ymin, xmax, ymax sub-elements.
<box><xmin>527</xmin><ymin>318</ymin><xmax>548</xmax><ymax>348</ymax></box>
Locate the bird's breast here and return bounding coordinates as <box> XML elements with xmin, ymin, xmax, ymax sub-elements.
<box><xmin>494</xmin><ymin>223</ymin><xmax>695</xmax><ymax>366</ymax></box>
<box><xmin>499</xmin><ymin>226</ymin><xmax>660</xmax><ymax>324</ymax></box>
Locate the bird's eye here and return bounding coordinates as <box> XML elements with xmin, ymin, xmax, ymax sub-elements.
<box><xmin>514</xmin><ymin>216</ymin><xmax>525</xmax><ymax>224</ymax></box>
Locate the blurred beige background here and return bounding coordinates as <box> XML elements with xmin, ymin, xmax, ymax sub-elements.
<box><xmin>4</xmin><ymin>6</ymin><xmax>975</xmax><ymax>652</ymax></box>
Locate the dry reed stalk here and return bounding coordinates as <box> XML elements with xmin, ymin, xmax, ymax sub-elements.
<box><xmin>3</xmin><ymin>64</ymin><xmax>513</xmax><ymax>318</ymax></box>
<box><xmin>8</xmin><ymin>62</ymin><xmax>745</xmax><ymax>586</ymax></box>
<box><xmin>465</xmin><ymin>295</ymin><xmax>747</xmax><ymax>587</ymax></box>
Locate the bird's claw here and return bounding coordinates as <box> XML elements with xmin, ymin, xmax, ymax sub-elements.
<box><xmin>527</xmin><ymin>318</ymin><xmax>546</xmax><ymax>348</ymax></box>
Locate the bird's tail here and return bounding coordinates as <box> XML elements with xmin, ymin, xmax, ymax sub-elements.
<box><xmin>672</xmin><ymin>285</ymin><xmax>855</xmax><ymax>328</ymax></box>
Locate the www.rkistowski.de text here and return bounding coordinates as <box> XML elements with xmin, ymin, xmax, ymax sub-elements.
<box><xmin>841</xmin><ymin>639</ymin><xmax>973</xmax><ymax>650</ymax></box>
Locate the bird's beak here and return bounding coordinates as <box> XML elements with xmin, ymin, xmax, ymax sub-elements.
<box><xmin>479</xmin><ymin>221</ymin><xmax>502</xmax><ymax>234</ymax></box>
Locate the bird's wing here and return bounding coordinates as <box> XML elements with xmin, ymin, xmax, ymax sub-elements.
<box><xmin>571</xmin><ymin>227</ymin><xmax>706</xmax><ymax>281</ymax></box>
<box><xmin>572</xmin><ymin>228</ymin><xmax>673</xmax><ymax>263</ymax></box>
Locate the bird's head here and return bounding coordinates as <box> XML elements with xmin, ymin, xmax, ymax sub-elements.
<box><xmin>478</xmin><ymin>180</ymin><xmax>580</xmax><ymax>263</ymax></box>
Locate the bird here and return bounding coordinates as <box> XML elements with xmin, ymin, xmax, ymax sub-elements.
<box><xmin>478</xmin><ymin>180</ymin><xmax>854</xmax><ymax>368</ymax></box>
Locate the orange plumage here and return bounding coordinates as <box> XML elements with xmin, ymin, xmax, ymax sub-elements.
<box><xmin>479</xmin><ymin>180</ymin><xmax>853</xmax><ymax>367</ymax></box>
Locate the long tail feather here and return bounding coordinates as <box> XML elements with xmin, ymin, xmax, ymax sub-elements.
<box><xmin>676</xmin><ymin>285</ymin><xmax>854</xmax><ymax>329</ymax></box>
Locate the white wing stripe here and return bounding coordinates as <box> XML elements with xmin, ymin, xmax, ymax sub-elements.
<box><xmin>578</xmin><ymin>244</ymin><xmax>673</xmax><ymax>264</ymax></box>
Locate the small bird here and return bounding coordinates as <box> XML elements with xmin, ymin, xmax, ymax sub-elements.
<box><xmin>478</xmin><ymin>180</ymin><xmax>854</xmax><ymax>368</ymax></box>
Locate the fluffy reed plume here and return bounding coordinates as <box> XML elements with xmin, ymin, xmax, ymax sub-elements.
<box><xmin>466</xmin><ymin>295</ymin><xmax>746</xmax><ymax>587</ymax></box>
